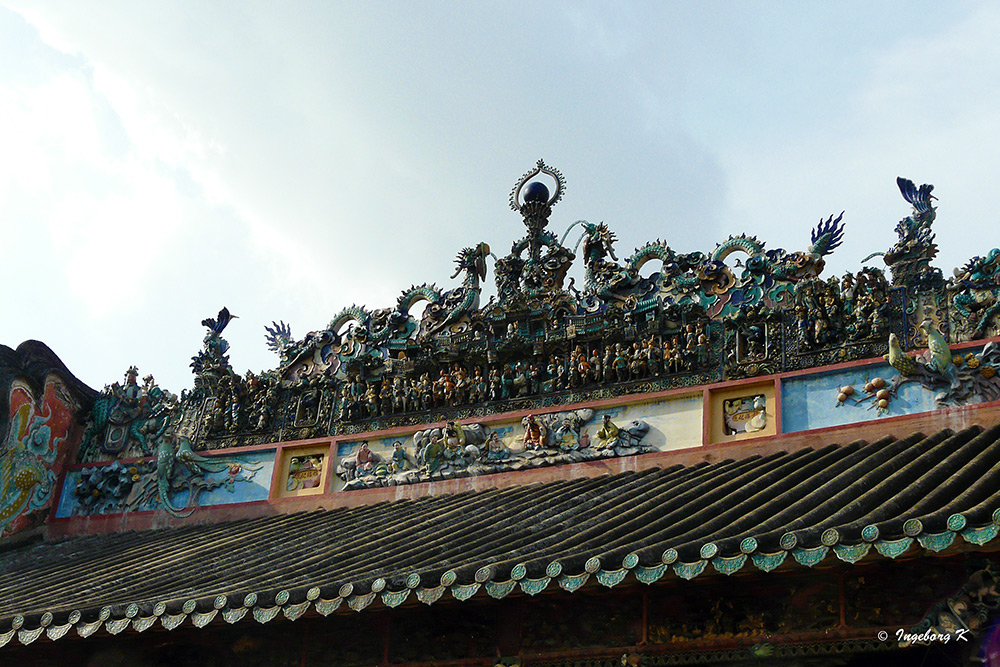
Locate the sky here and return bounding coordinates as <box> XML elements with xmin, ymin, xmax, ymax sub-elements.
<box><xmin>2</xmin><ymin>1</ymin><xmax>999</xmax><ymax>394</ymax></box>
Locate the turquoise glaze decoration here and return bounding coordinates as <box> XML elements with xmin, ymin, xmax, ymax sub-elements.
<box><xmin>861</xmin><ymin>525</ymin><xmax>880</xmax><ymax>542</ymax></box>
<box><xmin>416</xmin><ymin>586</ymin><xmax>445</xmax><ymax>605</ymax></box>
<box><xmin>485</xmin><ymin>580</ymin><xmax>517</xmax><ymax>599</ymax></box>
<box><xmin>557</xmin><ymin>572</ymin><xmax>590</xmax><ymax>592</ymax></box>
<box><xmin>283</xmin><ymin>602</ymin><xmax>309</xmax><ymax>621</ymax></box>
<box><xmin>673</xmin><ymin>560</ymin><xmax>708</xmax><ymax>580</ymax></box>
<box><xmin>711</xmin><ymin>554</ymin><xmax>747</xmax><ymax>575</ymax></box>
<box><xmin>751</xmin><ymin>551</ymin><xmax>787</xmax><ymax>572</ymax></box>
<box><xmin>348</xmin><ymin>592</ymin><xmax>375</xmax><ymax>612</ymax></box>
<box><xmin>740</xmin><ymin>537</ymin><xmax>758</xmax><ymax>554</ymax></box>
<box><xmin>792</xmin><ymin>546</ymin><xmax>829</xmax><ymax>568</ymax></box>
<box><xmin>222</xmin><ymin>607</ymin><xmax>248</xmax><ymax>624</ymax></box>
<box><xmin>634</xmin><ymin>563</ymin><xmax>667</xmax><ymax>584</ymax></box>
<box><xmin>874</xmin><ymin>537</ymin><xmax>913</xmax><ymax>559</ymax></box>
<box><xmin>252</xmin><ymin>606</ymin><xmax>280</xmax><ymax>624</ymax></box>
<box><xmin>381</xmin><ymin>589</ymin><xmax>410</xmax><ymax>608</ymax></box>
<box><xmin>833</xmin><ymin>543</ymin><xmax>870</xmax><ymax>564</ymax></box>
<box><xmin>917</xmin><ymin>531</ymin><xmax>956</xmax><ymax>552</ymax></box>
<box><xmin>191</xmin><ymin>611</ymin><xmax>216</xmax><ymax>628</ymax></box>
<box><xmin>451</xmin><ymin>582</ymin><xmax>481</xmax><ymax>601</ymax></box>
<box><xmin>313</xmin><ymin>598</ymin><xmax>341</xmax><ymax>616</ymax></box>
<box><xmin>947</xmin><ymin>513</ymin><xmax>967</xmax><ymax>531</ymax></box>
<box><xmin>903</xmin><ymin>519</ymin><xmax>923</xmax><ymax>537</ymax></box>
<box><xmin>596</xmin><ymin>569</ymin><xmax>628</xmax><ymax>587</ymax></box>
<box><xmin>962</xmin><ymin>524</ymin><xmax>998</xmax><ymax>546</ymax></box>
<box><xmin>519</xmin><ymin>578</ymin><xmax>550</xmax><ymax>596</ymax></box>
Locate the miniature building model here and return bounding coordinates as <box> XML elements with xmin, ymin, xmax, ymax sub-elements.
<box><xmin>4</xmin><ymin>163</ymin><xmax>1000</xmax><ymax>665</ymax></box>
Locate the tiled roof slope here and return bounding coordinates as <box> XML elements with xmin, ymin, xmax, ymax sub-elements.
<box><xmin>4</xmin><ymin>424</ymin><xmax>1000</xmax><ymax>644</ymax></box>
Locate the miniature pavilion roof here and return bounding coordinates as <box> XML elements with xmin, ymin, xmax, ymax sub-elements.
<box><xmin>4</xmin><ymin>422</ymin><xmax>1000</xmax><ymax>645</ymax></box>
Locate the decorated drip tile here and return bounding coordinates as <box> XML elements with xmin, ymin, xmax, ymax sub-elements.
<box><xmin>961</xmin><ymin>524</ymin><xmax>999</xmax><ymax>546</ymax></box>
<box><xmin>557</xmin><ymin>572</ymin><xmax>590</xmax><ymax>593</ymax></box>
<box><xmin>874</xmin><ymin>537</ymin><xmax>913</xmax><ymax>559</ymax></box>
<box><xmin>596</xmin><ymin>568</ymin><xmax>628</xmax><ymax>587</ymax></box>
<box><xmin>348</xmin><ymin>592</ymin><xmax>376</xmax><ymax>612</ymax></box>
<box><xmin>518</xmin><ymin>577</ymin><xmax>550</xmax><ymax>596</ymax></box>
<box><xmin>17</xmin><ymin>626</ymin><xmax>44</xmax><ymax>645</ymax></box>
<box><xmin>192</xmin><ymin>610</ymin><xmax>218</xmax><ymax>628</ymax></box>
<box><xmin>452</xmin><ymin>582</ymin><xmax>482</xmax><ymax>601</ymax></box>
<box><xmin>78</xmin><ymin>620</ymin><xmax>103</xmax><ymax>637</ymax></box>
<box><xmin>917</xmin><ymin>531</ymin><xmax>956</xmax><ymax>553</ymax></box>
<box><xmin>634</xmin><ymin>563</ymin><xmax>667</xmax><ymax>584</ymax></box>
<box><xmin>222</xmin><ymin>607</ymin><xmax>249</xmax><ymax>624</ymax></box>
<box><xmin>314</xmin><ymin>598</ymin><xmax>342</xmax><ymax>616</ymax></box>
<box><xmin>750</xmin><ymin>551</ymin><xmax>787</xmax><ymax>573</ymax></box>
<box><xmin>792</xmin><ymin>546</ymin><xmax>829</xmax><ymax>568</ymax></box>
<box><xmin>0</xmin><ymin>629</ymin><xmax>13</xmax><ymax>647</ymax></box>
<box><xmin>416</xmin><ymin>586</ymin><xmax>445</xmax><ymax>606</ymax></box>
<box><xmin>712</xmin><ymin>553</ymin><xmax>748</xmax><ymax>575</ymax></box>
<box><xmin>132</xmin><ymin>616</ymin><xmax>157</xmax><ymax>633</ymax></box>
<box><xmin>833</xmin><ymin>543</ymin><xmax>870</xmax><ymax>564</ymax></box>
<box><xmin>672</xmin><ymin>561</ymin><xmax>707</xmax><ymax>581</ymax></box>
<box><xmin>105</xmin><ymin>618</ymin><xmax>131</xmax><ymax>635</ymax></box>
<box><xmin>485</xmin><ymin>580</ymin><xmax>517</xmax><ymax>599</ymax></box>
<box><xmin>161</xmin><ymin>614</ymin><xmax>188</xmax><ymax>631</ymax></box>
<box><xmin>381</xmin><ymin>589</ymin><xmax>411</xmax><ymax>608</ymax></box>
<box><xmin>252</xmin><ymin>606</ymin><xmax>280</xmax><ymax>624</ymax></box>
<box><xmin>283</xmin><ymin>601</ymin><xmax>311</xmax><ymax>621</ymax></box>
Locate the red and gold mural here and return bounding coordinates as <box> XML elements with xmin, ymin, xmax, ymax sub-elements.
<box><xmin>1</xmin><ymin>377</ymin><xmax>78</xmax><ymax>537</ymax></box>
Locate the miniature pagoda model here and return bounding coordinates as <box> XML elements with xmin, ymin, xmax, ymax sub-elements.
<box><xmin>3</xmin><ymin>163</ymin><xmax>1000</xmax><ymax>665</ymax></box>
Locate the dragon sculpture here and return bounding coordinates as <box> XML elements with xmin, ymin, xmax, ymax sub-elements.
<box><xmin>950</xmin><ymin>248</ymin><xmax>1000</xmax><ymax>339</ymax></box>
<box><xmin>570</xmin><ymin>212</ymin><xmax>844</xmax><ymax>317</ymax></box>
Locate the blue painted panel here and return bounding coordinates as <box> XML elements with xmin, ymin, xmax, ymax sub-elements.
<box><xmin>55</xmin><ymin>450</ymin><xmax>275</xmax><ymax>518</ymax></box>
<box><xmin>781</xmin><ymin>363</ymin><xmax>938</xmax><ymax>433</ymax></box>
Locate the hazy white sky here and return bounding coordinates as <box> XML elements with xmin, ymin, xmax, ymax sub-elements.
<box><xmin>2</xmin><ymin>1</ymin><xmax>998</xmax><ymax>392</ymax></box>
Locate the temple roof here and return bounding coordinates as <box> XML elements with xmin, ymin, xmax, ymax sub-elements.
<box><xmin>4</xmin><ymin>421</ymin><xmax>1000</xmax><ymax>645</ymax></box>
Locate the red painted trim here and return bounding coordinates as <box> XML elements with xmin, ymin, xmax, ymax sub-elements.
<box><xmin>774</xmin><ymin>376</ymin><xmax>784</xmax><ymax>435</ymax></box>
<box><xmin>701</xmin><ymin>387</ymin><xmax>711</xmax><ymax>446</ymax></box>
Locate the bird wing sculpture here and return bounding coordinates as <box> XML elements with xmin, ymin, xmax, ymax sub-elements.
<box><xmin>897</xmin><ymin>177</ymin><xmax>936</xmax><ymax>222</ymax></box>
<box><xmin>201</xmin><ymin>306</ymin><xmax>237</xmax><ymax>335</ymax></box>
<box><xmin>885</xmin><ymin>333</ymin><xmax>918</xmax><ymax>376</ymax></box>
<box><xmin>808</xmin><ymin>212</ymin><xmax>846</xmax><ymax>257</ymax></box>
<box><xmin>920</xmin><ymin>319</ymin><xmax>961</xmax><ymax>389</ymax></box>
